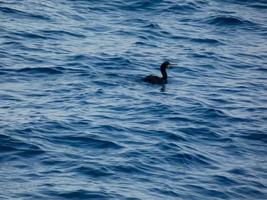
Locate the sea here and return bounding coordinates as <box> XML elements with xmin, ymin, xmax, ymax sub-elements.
<box><xmin>0</xmin><ymin>0</ymin><xmax>267</xmax><ymax>199</ymax></box>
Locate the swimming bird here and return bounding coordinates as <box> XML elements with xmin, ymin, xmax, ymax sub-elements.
<box><xmin>144</xmin><ymin>61</ymin><xmax>176</xmax><ymax>84</ymax></box>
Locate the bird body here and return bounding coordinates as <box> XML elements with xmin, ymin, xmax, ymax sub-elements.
<box><xmin>144</xmin><ymin>61</ymin><xmax>175</xmax><ymax>84</ymax></box>
<box><xmin>144</xmin><ymin>75</ymin><xmax>167</xmax><ymax>84</ymax></box>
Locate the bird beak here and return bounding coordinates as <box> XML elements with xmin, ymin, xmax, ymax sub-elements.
<box><xmin>168</xmin><ymin>64</ymin><xmax>177</xmax><ymax>67</ymax></box>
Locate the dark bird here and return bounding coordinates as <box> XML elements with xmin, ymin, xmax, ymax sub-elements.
<box><xmin>144</xmin><ymin>61</ymin><xmax>176</xmax><ymax>84</ymax></box>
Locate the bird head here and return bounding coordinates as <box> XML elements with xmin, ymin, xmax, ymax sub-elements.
<box><xmin>161</xmin><ymin>61</ymin><xmax>176</xmax><ymax>69</ymax></box>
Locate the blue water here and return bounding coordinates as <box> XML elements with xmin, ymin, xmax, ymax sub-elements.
<box><xmin>1</xmin><ymin>0</ymin><xmax>267</xmax><ymax>199</ymax></box>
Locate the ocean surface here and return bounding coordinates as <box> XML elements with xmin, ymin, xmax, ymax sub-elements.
<box><xmin>0</xmin><ymin>0</ymin><xmax>267</xmax><ymax>199</ymax></box>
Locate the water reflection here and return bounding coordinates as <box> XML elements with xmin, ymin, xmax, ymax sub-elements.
<box><xmin>160</xmin><ymin>84</ymin><xmax>166</xmax><ymax>92</ymax></box>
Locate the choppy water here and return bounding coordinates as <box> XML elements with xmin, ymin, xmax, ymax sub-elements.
<box><xmin>1</xmin><ymin>0</ymin><xmax>267</xmax><ymax>199</ymax></box>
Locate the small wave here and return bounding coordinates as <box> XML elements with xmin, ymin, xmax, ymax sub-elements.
<box><xmin>192</xmin><ymin>106</ymin><xmax>228</xmax><ymax>119</ymax></box>
<box><xmin>68</xmin><ymin>54</ymin><xmax>92</xmax><ymax>61</ymax></box>
<box><xmin>120</xmin><ymin>0</ymin><xmax>161</xmax><ymax>11</ymax></box>
<box><xmin>150</xmin><ymin>187</ymin><xmax>179</xmax><ymax>198</ymax></box>
<box><xmin>13</xmin><ymin>31</ymin><xmax>50</xmax><ymax>40</ymax></box>
<box><xmin>156</xmin><ymin>142</ymin><xmax>182</xmax><ymax>155</ymax></box>
<box><xmin>40</xmin><ymin>30</ymin><xmax>86</xmax><ymax>38</ymax></box>
<box><xmin>93</xmin><ymin>124</ymin><xmax>127</xmax><ymax>134</ymax></box>
<box><xmin>190</xmin><ymin>38</ymin><xmax>223</xmax><ymax>45</ymax></box>
<box><xmin>111</xmin><ymin>163</ymin><xmax>153</xmax><ymax>176</ymax></box>
<box><xmin>56</xmin><ymin>189</ymin><xmax>111</xmax><ymax>200</ymax></box>
<box><xmin>254</xmin><ymin>66</ymin><xmax>267</xmax><ymax>72</ymax></box>
<box><xmin>225</xmin><ymin>0</ymin><xmax>267</xmax><ymax>9</ymax></box>
<box><xmin>179</xmin><ymin>127</ymin><xmax>221</xmax><ymax>140</ymax></box>
<box><xmin>185</xmin><ymin>184</ymin><xmax>229</xmax><ymax>199</ymax></box>
<box><xmin>204</xmin><ymin>15</ymin><xmax>255</xmax><ymax>27</ymax></box>
<box><xmin>155</xmin><ymin>131</ymin><xmax>187</xmax><ymax>142</ymax></box>
<box><xmin>143</xmin><ymin>23</ymin><xmax>161</xmax><ymax>29</ymax></box>
<box><xmin>0</xmin><ymin>6</ymin><xmax>50</xmax><ymax>21</ymax></box>
<box><xmin>0</xmin><ymin>134</ymin><xmax>44</xmax><ymax>156</ymax></box>
<box><xmin>74</xmin><ymin>165</ymin><xmax>114</xmax><ymax>178</ymax></box>
<box><xmin>206</xmin><ymin>108</ymin><xmax>228</xmax><ymax>118</ymax></box>
<box><xmin>228</xmin><ymin>168</ymin><xmax>250</xmax><ymax>176</ymax></box>
<box><xmin>53</xmin><ymin>134</ymin><xmax>123</xmax><ymax>149</ymax></box>
<box><xmin>122</xmin><ymin>18</ymin><xmax>149</xmax><ymax>25</ymax></box>
<box><xmin>166</xmin><ymin>3</ymin><xmax>200</xmax><ymax>13</ymax></box>
<box><xmin>0</xmin><ymin>94</ymin><xmax>22</xmax><ymax>101</ymax></box>
<box><xmin>16</xmin><ymin>67</ymin><xmax>64</xmax><ymax>75</ymax></box>
<box><xmin>83</xmin><ymin>25</ymin><xmax>111</xmax><ymax>33</ymax></box>
<box><xmin>249</xmin><ymin>3</ymin><xmax>267</xmax><ymax>9</ymax></box>
<box><xmin>94</xmin><ymin>56</ymin><xmax>131</xmax><ymax>67</ymax></box>
<box><xmin>240</xmin><ymin>131</ymin><xmax>267</xmax><ymax>144</ymax></box>
<box><xmin>232</xmin><ymin>186</ymin><xmax>266</xmax><ymax>199</ymax></box>
<box><xmin>134</xmin><ymin>41</ymin><xmax>158</xmax><ymax>48</ymax></box>
<box><xmin>212</xmin><ymin>175</ymin><xmax>238</xmax><ymax>186</ymax></box>
<box><xmin>164</xmin><ymin>151</ymin><xmax>215</xmax><ymax>168</ymax></box>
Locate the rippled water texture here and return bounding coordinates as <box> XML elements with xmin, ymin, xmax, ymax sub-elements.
<box><xmin>1</xmin><ymin>0</ymin><xmax>267</xmax><ymax>199</ymax></box>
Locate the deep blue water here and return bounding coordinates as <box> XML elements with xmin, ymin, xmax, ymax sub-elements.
<box><xmin>1</xmin><ymin>0</ymin><xmax>267</xmax><ymax>199</ymax></box>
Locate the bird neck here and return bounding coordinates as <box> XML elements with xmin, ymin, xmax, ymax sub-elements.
<box><xmin>161</xmin><ymin>67</ymin><xmax>167</xmax><ymax>80</ymax></box>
